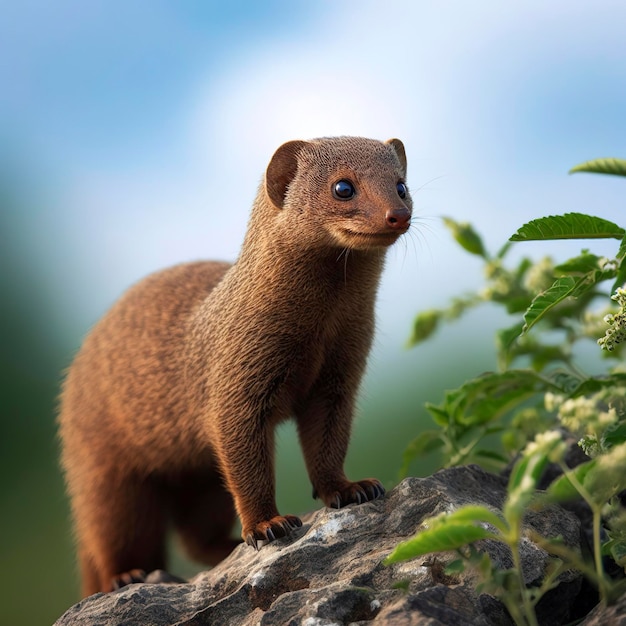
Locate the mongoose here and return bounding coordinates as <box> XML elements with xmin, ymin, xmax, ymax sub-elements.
<box><xmin>58</xmin><ymin>136</ymin><xmax>412</xmax><ymax>597</ymax></box>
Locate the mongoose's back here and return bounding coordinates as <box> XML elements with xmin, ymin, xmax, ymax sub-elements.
<box><xmin>58</xmin><ymin>136</ymin><xmax>412</xmax><ymax>598</ymax></box>
<box><xmin>60</xmin><ymin>261</ymin><xmax>230</xmax><ymax>471</ymax></box>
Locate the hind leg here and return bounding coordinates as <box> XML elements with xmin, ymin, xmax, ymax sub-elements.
<box><xmin>74</xmin><ymin>470</ymin><xmax>167</xmax><ymax>596</ymax></box>
<box><xmin>78</xmin><ymin>549</ymin><xmax>100</xmax><ymax>598</ymax></box>
<box><xmin>168</xmin><ymin>469</ymin><xmax>239</xmax><ymax>565</ymax></box>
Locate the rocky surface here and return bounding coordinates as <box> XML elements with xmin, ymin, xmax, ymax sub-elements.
<box><xmin>55</xmin><ymin>465</ymin><xmax>586</xmax><ymax>625</ymax></box>
<box><xmin>580</xmin><ymin>592</ymin><xmax>626</xmax><ymax>625</ymax></box>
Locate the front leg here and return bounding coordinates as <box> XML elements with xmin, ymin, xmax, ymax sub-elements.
<box><xmin>295</xmin><ymin>381</ymin><xmax>385</xmax><ymax>510</ymax></box>
<box><xmin>211</xmin><ymin>410</ymin><xmax>302</xmax><ymax>549</ymax></box>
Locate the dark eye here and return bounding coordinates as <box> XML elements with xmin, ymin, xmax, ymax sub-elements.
<box><xmin>396</xmin><ymin>182</ymin><xmax>407</xmax><ymax>199</ymax></box>
<box><xmin>333</xmin><ymin>179</ymin><xmax>356</xmax><ymax>200</ymax></box>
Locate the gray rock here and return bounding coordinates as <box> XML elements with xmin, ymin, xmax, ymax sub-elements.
<box><xmin>55</xmin><ymin>465</ymin><xmax>585</xmax><ymax>626</ymax></box>
<box><xmin>580</xmin><ymin>592</ymin><xmax>626</xmax><ymax>625</ymax></box>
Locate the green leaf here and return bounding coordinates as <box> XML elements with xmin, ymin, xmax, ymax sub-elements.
<box><xmin>391</xmin><ymin>579</ymin><xmax>411</xmax><ymax>592</ymax></box>
<box><xmin>603</xmin><ymin>423</ymin><xmax>626</xmax><ymax>448</ymax></box>
<box><xmin>444</xmin><ymin>559</ymin><xmax>466</xmax><ymax>574</ymax></box>
<box><xmin>610</xmin><ymin>237</ymin><xmax>626</xmax><ymax>292</ymax></box>
<box><xmin>425</xmin><ymin>402</ymin><xmax>450</xmax><ymax>427</ymax></box>
<box><xmin>446</xmin><ymin>294</ymin><xmax>483</xmax><ymax>320</ymax></box>
<box><xmin>496</xmin><ymin>322</ymin><xmax>524</xmax><ymax>351</ymax></box>
<box><xmin>608</xmin><ymin>539</ymin><xmax>626</xmax><ymax>569</ymax></box>
<box><xmin>400</xmin><ymin>430</ymin><xmax>445</xmax><ymax>478</ymax></box>
<box><xmin>442</xmin><ymin>217</ymin><xmax>488</xmax><ymax>258</ymax></box>
<box><xmin>585</xmin><ymin>443</ymin><xmax>626</xmax><ymax>504</ymax></box>
<box><xmin>474</xmin><ymin>449</ymin><xmax>510</xmax><ymax>465</ymax></box>
<box><xmin>440</xmin><ymin>505</ymin><xmax>507</xmax><ymax>530</ymax></box>
<box><xmin>510</xmin><ymin>213</ymin><xmax>624</xmax><ymax>242</ymax></box>
<box><xmin>506</xmin><ymin>452</ymin><xmax>545</xmax><ymax>494</ymax></box>
<box><xmin>444</xmin><ymin>370</ymin><xmax>556</xmax><ymax>427</ymax></box>
<box><xmin>547</xmin><ymin>370</ymin><xmax>585</xmax><ymax>394</ymax></box>
<box><xmin>522</xmin><ymin>276</ymin><xmax>577</xmax><ymax>334</ymax></box>
<box><xmin>554</xmin><ymin>252</ymin><xmax>602</xmax><ymax>275</ymax></box>
<box><xmin>384</xmin><ymin>505</ymin><xmax>504</xmax><ymax>564</ymax></box>
<box><xmin>543</xmin><ymin>460</ymin><xmax>597</xmax><ymax>502</ymax></box>
<box><xmin>499</xmin><ymin>293</ymin><xmax>535</xmax><ymax>315</ymax></box>
<box><xmin>496</xmin><ymin>323</ymin><xmax>525</xmax><ymax>369</ymax></box>
<box><xmin>529</xmin><ymin>344</ymin><xmax>573</xmax><ymax>371</ymax></box>
<box><xmin>506</xmin><ymin>432</ymin><xmax>567</xmax><ymax>505</ymax></box>
<box><xmin>471</xmin><ymin>550</ymin><xmax>496</xmax><ymax>583</ymax></box>
<box><xmin>522</xmin><ymin>274</ymin><xmax>606</xmax><ymax>334</ymax></box>
<box><xmin>570</xmin><ymin>374</ymin><xmax>626</xmax><ymax>397</ymax></box>
<box><xmin>407</xmin><ymin>310</ymin><xmax>441</xmax><ymax>347</ymax></box>
<box><xmin>384</xmin><ymin>523</ymin><xmax>494</xmax><ymax>564</ymax></box>
<box><xmin>569</xmin><ymin>158</ymin><xmax>626</xmax><ymax>177</ymax></box>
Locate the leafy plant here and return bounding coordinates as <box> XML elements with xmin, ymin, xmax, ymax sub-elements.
<box><xmin>392</xmin><ymin>157</ymin><xmax>626</xmax><ymax>625</ymax></box>
<box><xmin>388</xmin><ymin>432</ymin><xmax>571</xmax><ymax>626</ymax></box>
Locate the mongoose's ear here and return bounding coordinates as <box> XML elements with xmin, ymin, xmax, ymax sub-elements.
<box><xmin>385</xmin><ymin>138</ymin><xmax>407</xmax><ymax>176</ymax></box>
<box><xmin>266</xmin><ymin>140</ymin><xmax>308</xmax><ymax>208</ymax></box>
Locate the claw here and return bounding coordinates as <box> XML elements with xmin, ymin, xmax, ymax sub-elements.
<box><xmin>283</xmin><ymin>515</ymin><xmax>302</xmax><ymax>530</ymax></box>
<box><xmin>322</xmin><ymin>479</ymin><xmax>386</xmax><ymax>510</ymax></box>
<box><xmin>244</xmin><ymin>515</ymin><xmax>302</xmax><ymax>550</ymax></box>
<box><xmin>358</xmin><ymin>479</ymin><xmax>385</xmax><ymax>502</ymax></box>
<box><xmin>111</xmin><ymin>569</ymin><xmax>147</xmax><ymax>591</ymax></box>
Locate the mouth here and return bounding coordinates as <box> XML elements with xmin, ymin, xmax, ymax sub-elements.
<box><xmin>334</xmin><ymin>227</ymin><xmax>406</xmax><ymax>249</ymax></box>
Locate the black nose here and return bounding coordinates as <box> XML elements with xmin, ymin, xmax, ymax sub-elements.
<box><xmin>385</xmin><ymin>207</ymin><xmax>411</xmax><ymax>230</ymax></box>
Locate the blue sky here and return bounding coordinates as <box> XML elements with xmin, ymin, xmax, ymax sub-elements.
<box><xmin>3</xmin><ymin>0</ymin><xmax>626</xmax><ymax>374</ymax></box>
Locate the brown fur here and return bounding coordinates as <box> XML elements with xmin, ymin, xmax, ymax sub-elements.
<box><xmin>58</xmin><ymin>136</ymin><xmax>412</xmax><ymax>596</ymax></box>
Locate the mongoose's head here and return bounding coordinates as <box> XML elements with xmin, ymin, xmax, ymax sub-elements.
<box><xmin>265</xmin><ymin>136</ymin><xmax>412</xmax><ymax>251</ymax></box>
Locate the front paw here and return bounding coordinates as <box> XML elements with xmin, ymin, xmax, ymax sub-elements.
<box><xmin>317</xmin><ymin>478</ymin><xmax>385</xmax><ymax>509</ymax></box>
<box><xmin>243</xmin><ymin>514</ymin><xmax>303</xmax><ymax>550</ymax></box>
<box><xmin>111</xmin><ymin>569</ymin><xmax>147</xmax><ymax>591</ymax></box>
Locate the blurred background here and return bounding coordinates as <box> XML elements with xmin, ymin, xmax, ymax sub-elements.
<box><xmin>2</xmin><ymin>1</ymin><xmax>626</xmax><ymax>623</ymax></box>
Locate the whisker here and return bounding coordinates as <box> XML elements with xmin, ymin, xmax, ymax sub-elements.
<box><xmin>410</xmin><ymin>175</ymin><xmax>447</xmax><ymax>195</ymax></box>
<box><xmin>412</xmin><ymin>228</ymin><xmax>434</xmax><ymax>265</ymax></box>
<box><xmin>336</xmin><ymin>247</ymin><xmax>349</xmax><ymax>263</ymax></box>
<box><xmin>400</xmin><ymin>230</ymin><xmax>410</xmax><ymax>271</ymax></box>
<box><xmin>401</xmin><ymin>215</ymin><xmax>436</xmax><ymax>267</ymax></box>
<box><xmin>407</xmin><ymin>229</ymin><xmax>419</xmax><ymax>266</ymax></box>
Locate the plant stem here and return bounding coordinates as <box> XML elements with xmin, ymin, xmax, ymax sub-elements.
<box><xmin>445</xmin><ymin>426</ymin><xmax>489</xmax><ymax>468</ymax></box>
<box><xmin>553</xmin><ymin>462</ymin><xmax>609</xmax><ymax>602</ymax></box>
<box><xmin>530</xmin><ymin>531</ymin><xmax>599</xmax><ymax>587</ymax></box>
<box><xmin>510</xmin><ymin>535</ymin><xmax>539</xmax><ymax>626</ymax></box>
<box><xmin>591</xmin><ymin>501</ymin><xmax>609</xmax><ymax>604</ymax></box>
